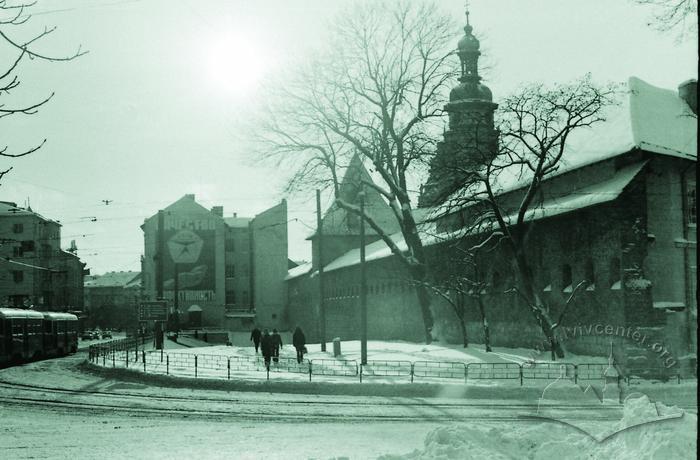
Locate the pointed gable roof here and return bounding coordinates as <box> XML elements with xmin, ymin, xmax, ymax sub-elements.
<box><xmin>308</xmin><ymin>155</ymin><xmax>400</xmax><ymax>238</ymax></box>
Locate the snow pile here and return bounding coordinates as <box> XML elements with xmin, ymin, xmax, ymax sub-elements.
<box><xmin>378</xmin><ymin>424</ymin><xmax>546</xmax><ymax>459</ymax></box>
<box><xmin>574</xmin><ymin>395</ymin><xmax>696</xmax><ymax>460</ymax></box>
<box><xmin>381</xmin><ymin>396</ymin><xmax>696</xmax><ymax>460</ymax></box>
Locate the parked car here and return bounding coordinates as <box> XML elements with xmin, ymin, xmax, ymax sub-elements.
<box><xmin>101</xmin><ymin>330</ymin><xmax>112</xmax><ymax>339</ymax></box>
<box><xmin>81</xmin><ymin>330</ymin><xmax>96</xmax><ymax>340</ymax></box>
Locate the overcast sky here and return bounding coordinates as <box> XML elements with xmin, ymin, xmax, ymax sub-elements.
<box><xmin>0</xmin><ymin>0</ymin><xmax>696</xmax><ymax>275</ymax></box>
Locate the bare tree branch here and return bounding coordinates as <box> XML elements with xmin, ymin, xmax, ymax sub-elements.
<box><xmin>0</xmin><ymin>2</ymin><xmax>84</xmax><ymax>184</ymax></box>
<box><xmin>250</xmin><ymin>0</ymin><xmax>457</xmax><ymax>343</ymax></box>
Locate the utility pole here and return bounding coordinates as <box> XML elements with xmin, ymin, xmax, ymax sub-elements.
<box><xmin>173</xmin><ymin>263</ymin><xmax>179</xmax><ymax>311</ymax></box>
<box><xmin>316</xmin><ymin>189</ymin><xmax>326</xmax><ymax>352</ymax></box>
<box><xmin>359</xmin><ymin>187</ymin><xmax>367</xmax><ymax>365</ymax></box>
<box><xmin>156</xmin><ymin>210</ymin><xmax>164</xmax><ymax>300</ymax></box>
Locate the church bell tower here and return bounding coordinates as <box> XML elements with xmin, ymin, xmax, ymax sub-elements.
<box><xmin>420</xmin><ymin>6</ymin><xmax>499</xmax><ymax>207</ymax></box>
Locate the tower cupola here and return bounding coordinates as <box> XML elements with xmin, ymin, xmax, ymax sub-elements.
<box><xmin>449</xmin><ymin>5</ymin><xmax>492</xmax><ymax>102</ymax></box>
<box><xmin>418</xmin><ymin>3</ymin><xmax>499</xmax><ymax>208</ymax></box>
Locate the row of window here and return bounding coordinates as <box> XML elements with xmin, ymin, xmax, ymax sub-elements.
<box><xmin>325</xmin><ymin>279</ymin><xmax>410</xmax><ymax>299</ymax></box>
<box><xmin>488</xmin><ymin>257</ymin><xmax>622</xmax><ymax>293</ymax></box>
<box><xmin>322</xmin><ymin>257</ymin><xmax>624</xmax><ymax>300</ymax></box>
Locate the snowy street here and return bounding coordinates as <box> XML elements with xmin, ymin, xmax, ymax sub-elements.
<box><xmin>1</xmin><ymin>353</ymin><xmax>696</xmax><ymax>459</ymax></box>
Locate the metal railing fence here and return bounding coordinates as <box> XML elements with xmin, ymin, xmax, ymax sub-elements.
<box><xmin>88</xmin><ymin>341</ymin><xmax>685</xmax><ymax>385</ymax></box>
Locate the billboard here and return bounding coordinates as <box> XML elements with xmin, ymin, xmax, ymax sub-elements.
<box><xmin>162</xmin><ymin>228</ymin><xmax>216</xmax><ymax>291</ymax></box>
<box><xmin>139</xmin><ymin>301</ymin><xmax>168</xmax><ymax>321</ymax></box>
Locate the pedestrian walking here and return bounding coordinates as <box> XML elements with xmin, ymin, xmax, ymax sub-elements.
<box><xmin>292</xmin><ymin>326</ymin><xmax>306</xmax><ymax>364</ymax></box>
<box><xmin>250</xmin><ymin>326</ymin><xmax>262</xmax><ymax>353</ymax></box>
<box><xmin>271</xmin><ymin>328</ymin><xmax>282</xmax><ymax>363</ymax></box>
<box><xmin>260</xmin><ymin>329</ymin><xmax>273</xmax><ymax>369</ymax></box>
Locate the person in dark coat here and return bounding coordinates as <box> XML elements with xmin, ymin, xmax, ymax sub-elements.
<box><xmin>260</xmin><ymin>329</ymin><xmax>273</xmax><ymax>369</ymax></box>
<box><xmin>271</xmin><ymin>329</ymin><xmax>282</xmax><ymax>363</ymax></box>
<box><xmin>292</xmin><ymin>326</ymin><xmax>306</xmax><ymax>364</ymax></box>
<box><xmin>250</xmin><ymin>326</ymin><xmax>262</xmax><ymax>353</ymax></box>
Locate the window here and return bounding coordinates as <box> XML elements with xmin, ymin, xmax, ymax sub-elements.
<box><xmin>12</xmin><ymin>270</ymin><xmax>23</xmax><ymax>283</ymax></box>
<box><xmin>20</xmin><ymin>240</ymin><xmax>35</xmax><ymax>253</ymax></box>
<box><xmin>13</xmin><ymin>223</ymin><xmax>23</xmax><ymax>233</ymax></box>
<box><xmin>687</xmin><ymin>180</ymin><xmax>696</xmax><ymax>226</ymax></box>
<box><xmin>12</xmin><ymin>246</ymin><xmax>23</xmax><ymax>257</ymax></box>
<box><xmin>241</xmin><ymin>290</ymin><xmax>248</xmax><ymax>306</ymax></box>
<box><xmin>225</xmin><ymin>265</ymin><xmax>235</xmax><ymax>278</ymax></box>
<box><xmin>562</xmin><ymin>264</ymin><xmax>572</xmax><ymax>293</ymax></box>
<box><xmin>225</xmin><ymin>290</ymin><xmax>236</xmax><ymax>305</ymax></box>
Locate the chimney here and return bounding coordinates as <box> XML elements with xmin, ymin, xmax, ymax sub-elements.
<box><xmin>678</xmin><ymin>79</ymin><xmax>697</xmax><ymax>114</ymax></box>
<box><xmin>211</xmin><ymin>206</ymin><xmax>223</xmax><ymax>217</ymax></box>
<box><xmin>233</xmin><ymin>212</ymin><xmax>237</xmax><ymax>218</ymax></box>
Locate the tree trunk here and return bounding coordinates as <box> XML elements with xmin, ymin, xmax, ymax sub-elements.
<box><xmin>408</xmin><ymin>263</ymin><xmax>433</xmax><ymax>344</ymax></box>
<box><xmin>458</xmin><ymin>312</ymin><xmax>468</xmax><ymax>348</ymax></box>
<box><xmin>403</xmin><ymin>213</ymin><xmax>434</xmax><ymax>344</ymax></box>
<box><xmin>413</xmin><ymin>281</ymin><xmax>434</xmax><ymax>344</ymax></box>
<box><xmin>513</xmin><ymin>251</ymin><xmax>564</xmax><ymax>359</ymax></box>
<box><xmin>477</xmin><ymin>295</ymin><xmax>492</xmax><ymax>352</ymax></box>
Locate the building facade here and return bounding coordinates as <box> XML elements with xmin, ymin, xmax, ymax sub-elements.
<box><xmin>84</xmin><ymin>271</ymin><xmax>141</xmax><ymax>330</ymax></box>
<box><xmin>141</xmin><ymin>194</ymin><xmax>288</xmax><ymax>330</ymax></box>
<box><xmin>0</xmin><ymin>201</ymin><xmax>87</xmax><ymax>310</ymax></box>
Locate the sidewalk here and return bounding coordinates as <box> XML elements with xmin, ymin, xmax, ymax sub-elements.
<box><xmin>169</xmin><ymin>335</ymin><xmax>213</xmax><ymax>348</ymax></box>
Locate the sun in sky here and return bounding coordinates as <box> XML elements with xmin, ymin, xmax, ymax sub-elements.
<box><xmin>202</xmin><ymin>29</ymin><xmax>272</xmax><ymax>96</ymax></box>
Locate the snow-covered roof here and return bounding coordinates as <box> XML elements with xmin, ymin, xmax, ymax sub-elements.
<box><xmin>285</xmin><ymin>261</ymin><xmax>313</xmax><ymax>281</ymax></box>
<box><xmin>84</xmin><ymin>271</ymin><xmax>140</xmax><ymax>288</ymax></box>
<box><xmin>324</xmin><ymin>160</ymin><xmax>648</xmax><ymax>273</ymax></box>
<box><xmin>504</xmin><ymin>160</ymin><xmax>648</xmax><ymax>223</ymax></box>
<box><xmin>559</xmin><ymin>76</ymin><xmax>696</xmax><ymax>167</ymax></box>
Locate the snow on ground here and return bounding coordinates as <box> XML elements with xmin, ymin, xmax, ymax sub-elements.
<box><xmin>164</xmin><ymin>339</ymin><xmax>608</xmax><ymax>366</ymax></box>
<box><xmin>125</xmin><ymin>339</ymin><xmax>608</xmax><ymax>386</ymax></box>
<box><xmin>380</xmin><ymin>395</ymin><xmax>696</xmax><ymax>460</ymax></box>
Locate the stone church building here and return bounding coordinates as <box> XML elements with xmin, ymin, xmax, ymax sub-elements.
<box><xmin>285</xmin><ymin>13</ymin><xmax>697</xmax><ymax>377</ymax></box>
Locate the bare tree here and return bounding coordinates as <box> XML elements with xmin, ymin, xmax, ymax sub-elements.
<box><xmin>254</xmin><ymin>1</ymin><xmax>458</xmax><ymax>343</ymax></box>
<box><xmin>441</xmin><ymin>74</ymin><xmax>619</xmax><ymax>358</ymax></box>
<box><xmin>633</xmin><ymin>0</ymin><xmax>698</xmax><ymax>40</ymax></box>
<box><xmin>419</xmin><ymin>270</ymin><xmax>493</xmax><ymax>351</ymax></box>
<box><xmin>0</xmin><ymin>1</ymin><xmax>85</xmax><ymax>183</ymax></box>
